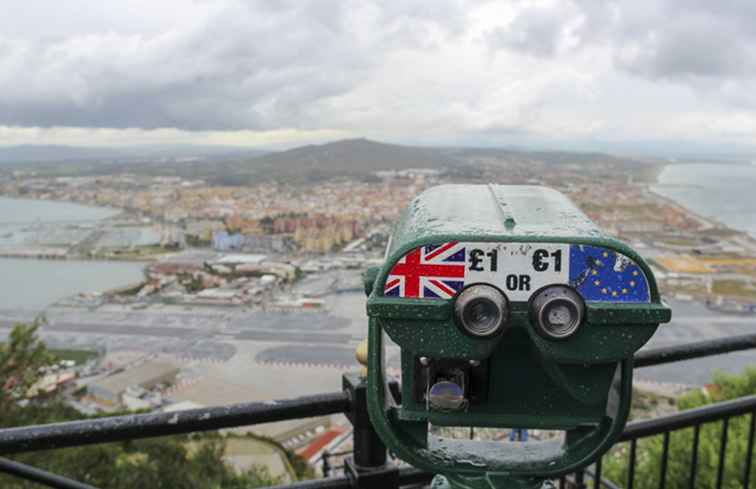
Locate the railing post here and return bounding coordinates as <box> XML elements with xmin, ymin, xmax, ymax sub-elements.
<box><xmin>322</xmin><ymin>450</ymin><xmax>331</xmax><ymax>478</ymax></box>
<box><xmin>342</xmin><ymin>373</ymin><xmax>398</xmax><ymax>489</ymax></box>
<box><xmin>573</xmin><ymin>470</ymin><xmax>586</xmax><ymax>489</ymax></box>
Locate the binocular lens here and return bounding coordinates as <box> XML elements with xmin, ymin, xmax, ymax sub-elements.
<box><xmin>455</xmin><ymin>285</ymin><xmax>509</xmax><ymax>337</ymax></box>
<box><xmin>531</xmin><ymin>285</ymin><xmax>584</xmax><ymax>340</ymax></box>
<box><xmin>428</xmin><ymin>380</ymin><xmax>466</xmax><ymax>410</ymax></box>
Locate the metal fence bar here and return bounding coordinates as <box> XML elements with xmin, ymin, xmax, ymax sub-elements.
<box><xmin>584</xmin><ymin>467</ymin><xmax>620</xmax><ymax>489</ymax></box>
<box><xmin>259</xmin><ymin>476</ymin><xmax>353</xmax><ymax>489</ymax></box>
<box><xmin>0</xmin><ymin>392</ymin><xmax>350</xmax><ymax>455</ymax></box>
<box><xmin>341</xmin><ymin>373</ymin><xmax>397</xmax><ymax>487</ymax></box>
<box><xmin>574</xmin><ymin>470</ymin><xmax>586</xmax><ymax>489</ymax></box>
<box><xmin>322</xmin><ymin>450</ymin><xmax>331</xmax><ymax>478</ymax></box>
<box><xmin>634</xmin><ymin>333</ymin><xmax>756</xmax><ymax>368</ymax></box>
<box><xmin>658</xmin><ymin>432</ymin><xmax>669</xmax><ymax>489</ymax></box>
<box><xmin>619</xmin><ymin>395</ymin><xmax>756</xmax><ymax>441</ymax></box>
<box><xmin>716</xmin><ymin>418</ymin><xmax>730</xmax><ymax>489</ymax></box>
<box><xmin>627</xmin><ymin>439</ymin><xmax>637</xmax><ymax>489</ymax></box>
<box><xmin>745</xmin><ymin>413</ymin><xmax>756</xmax><ymax>489</ymax></box>
<box><xmin>259</xmin><ymin>467</ymin><xmax>433</xmax><ymax>489</ymax></box>
<box><xmin>0</xmin><ymin>457</ymin><xmax>98</xmax><ymax>489</ymax></box>
<box><xmin>688</xmin><ymin>424</ymin><xmax>700</xmax><ymax>489</ymax></box>
<box><xmin>593</xmin><ymin>458</ymin><xmax>602</xmax><ymax>489</ymax></box>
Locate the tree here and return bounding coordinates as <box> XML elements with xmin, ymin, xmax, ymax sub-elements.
<box><xmin>0</xmin><ymin>319</ymin><xmax>53</xmax><ymax>411</ymax></box>
<box><xmin>603</xmin><ymin>367</ymin><xmax>756</xmax><ymax>488</ymax></box>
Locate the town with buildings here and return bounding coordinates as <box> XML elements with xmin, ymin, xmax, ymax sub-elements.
<box><xmin>1</xmin><ymin>149</ymin><xmax>755</xmax><ymax>313</ymax></box>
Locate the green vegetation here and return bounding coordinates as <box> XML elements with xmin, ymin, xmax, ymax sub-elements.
<box><xmin>49</xmin><ymin>348</ymin><xmax>99</xmax><ymax>365</ymax></box>
<box><xmin>190</xmin><ymin>433</ymin><xmax>314</xmax><ymax>482</ymax></box>
<box><xmin>0</xmin><ymin>322</ymin><xmax>307</xmax><ymax>488</ymax></box>
<box><xmin>185</xmin><ymin>234</ymin><xmax>211</xmax><ymax>247</ymax></box>
<box><xmin>178</xmin><ymin>272</ymin><xmax>205</xmax><ymax>293</ymax></box>
<box><xmin>629</xmin><ymin>387</ymin><xmax>677</xmax><ymax>419</ymax></box>
<box><xmin>699</xmin><ymin>227</ymin><xmax>741</xmax><ymax>239</ymax></box>
<box><xmin>103</xmin><ymin>245</ymin><xmax>174</xmax><ymax>259</ymax></box>
<box><xmin>246</xmin><ymin>433</ymin><xmax>315</xmax><ymax>481</ymax></box>
<box><xmin>712</xmin><ymin>280</ymin><xmax>756</xmax><ymax>300</ymax></box>
<box><xmin>603</xmin><ymin>367</ymin><xmax>756</xmax><ymax>488</ymax></box>
<box><xmin>656</xmin><ymin>237</ymin><xmax>700</xmax><ymax>247</ymax></box>
<box><xmin>111</xmin><ymin>281</ymin><xmax>146</xmax><ymax>296</ymax></box>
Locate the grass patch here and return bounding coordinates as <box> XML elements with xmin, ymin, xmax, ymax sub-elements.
<box><xmin>712</xmin><ymin>279</ymin><xmax>756</xmax><ymax>300</ymax></box>
<box><xmin>50</xmin><ymin>348</ymin><xmax>99</xmax><ymax>365</ymax></box>
<box><xmin>0</xmin><ymin>344</ymin><xmax>98</xmax><ymax>365</ymax></box>
<box><xmin>107</xmin><ymin>245</ymin><xmax>172</xmax><ymax>258</ymax></box>
<box><xmin>657</xmin><ymin>237</ymin><xmax>699</xmax><ymax>247</ymax></box>
<box><xmin>185</xmin><ymin>435</ymin><xmax>298</xmax><ymax>481</ymax></box>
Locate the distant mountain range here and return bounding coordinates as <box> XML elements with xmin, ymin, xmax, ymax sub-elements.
<box><xmin>0</xmin><ymin>138</ymin><xmax>462</xmax><ymax>183</ymax></box>
<box><xmin>0</xmin><ymin>144</ymin><xmax>269</xmax><ymax>164</ymax></box>
<box><xmin>0</xmin><ymin>138</ymin><xmax>656</xmax><ymax>183</ymax></box>
<box><xmin>256</xmin><ymin>138</ymin><xmax>454</xmax><ymax>171</ymax></box>
<box><xmin>235</xmin><ymin>138</ymin><xmax>457</xmax><ymax>180</ymax></box>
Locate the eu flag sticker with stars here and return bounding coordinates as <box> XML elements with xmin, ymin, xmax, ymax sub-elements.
<box><xmin>569</xmin><ymin>245</ymin><xmax>650</xmax><ymax>302</ymax></box>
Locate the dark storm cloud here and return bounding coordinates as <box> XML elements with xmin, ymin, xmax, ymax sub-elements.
<box><xmin>0</xmin><ymin>0</ymin><xmax>469</xmax><ymax>131</ymax></box>
<box><xmin>5</xmin><ymin>0</ymin><xmax>756</xmax><ymax>141</ymax></box>
<box><xmin>489</xmin><ymin>0</ymin><xmax>756</xmax><ymax>80</ymax></box>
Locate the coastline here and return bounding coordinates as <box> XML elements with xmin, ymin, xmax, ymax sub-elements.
<box><xmin>0</xmin><ymin>250</ymin><xmax>159</xmax><ymax>262</ymax></box>
<box><xmin>0</xmin><ymin>195</ymin><xmax>155</xmax><ymax>263</ymax></box>
<box><xmin>649</xmin><ymin>162</ymin><xmax>755</xmax><ymax>240</ymax></box>
<box><xmin>646</xmin><ymin>162</ymin><xmax>756</xmax><ymax>313</ymax></box>
<box><xmin>0</xmin><ymin>257</ymin><xmax>145</xmax><ymax>309</ymax></box>
<box><xmin>0</xmin><ymin>195</ymin><xmax>124</xmax><ymax>220</ymax></box>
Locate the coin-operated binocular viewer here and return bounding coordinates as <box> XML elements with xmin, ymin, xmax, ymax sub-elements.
<box><xmin>363</xmin><ymin>185</ymin><xmax>671</xmax><ymax>489</ymax></box>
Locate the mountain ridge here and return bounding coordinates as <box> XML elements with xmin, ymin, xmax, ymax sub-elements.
<box><xmin>0</xmin><ymin>144</ymin><xmax>269</xmax><ymax>164</ymax></box>
<box><xmin>0</xmin><ymin>138</ymin><xmax>656</xmax><ymax>184</ymax></box>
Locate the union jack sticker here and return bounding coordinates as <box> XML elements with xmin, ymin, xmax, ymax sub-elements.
<box><xmin>384</xmin><ymin>242</ymin><xmax>466</xmax><ymax>299</ymax></box>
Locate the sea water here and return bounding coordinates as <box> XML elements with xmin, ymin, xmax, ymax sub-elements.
<box><xmin>652</xmin><ymin>163</ymin><xmax>756</xmax><ymax>239</ymax></box>
<box><xmin>0</xmin><ymin>197</ymin><xmax>143</xmax><ymax>308</ymax></box>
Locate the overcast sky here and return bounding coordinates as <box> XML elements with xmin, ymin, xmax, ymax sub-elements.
<box><xmin>1</xmin><ymin>0</ymin><xmax>755</xmax><ymax>152</ymax></box>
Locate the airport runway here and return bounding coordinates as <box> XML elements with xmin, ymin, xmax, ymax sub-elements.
<box><xmin>0</xmin><ymin>282</ymin><xmax>753</xmax><ymax>388</ymax></box>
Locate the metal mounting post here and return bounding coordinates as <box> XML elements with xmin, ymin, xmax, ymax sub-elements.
<box><xmin>342</xmin><ymin>372</ymin><xmax>399</xmax><ymax>489</ymax></box>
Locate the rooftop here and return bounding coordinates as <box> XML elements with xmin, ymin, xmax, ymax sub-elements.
<box><xmin>90</xmin><ymin>361</ymin><xmax>179</xmax><ymax>396</ymax></box>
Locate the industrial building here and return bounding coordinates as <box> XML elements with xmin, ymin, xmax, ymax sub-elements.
<box><xmin>88</xmin><ymin>361</ymin><xmax>179</xmax><ymax>405</ymax></box>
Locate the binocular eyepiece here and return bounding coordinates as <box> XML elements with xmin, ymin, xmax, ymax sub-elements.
<box><xmin>454</xmin><ymin>284</ymin><xmax>509</xmax><ymax>337</ymax></box>
<box><xmin>530</xmin><ymin>285</ymin><xmax>584</xmax><ymax>340</ymax></box>
<box><xmin>454</xmin><ymin>283</ymin><xmax>585</xmax><ymax>341</ymax></box>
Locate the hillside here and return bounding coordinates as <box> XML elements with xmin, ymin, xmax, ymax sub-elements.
<box><xmin>207</xmin><ymin>138</ymin><xmax>458</xmax><ymax>184</ymax></box>
<box><xmin>254</xmin><ymin>138</ymin><xmax>453</xmax><ymax>173</ymax></box>
<box><xmin>0</xmin><ymin>139</ymin><xmax>457</xmax><ymax>183</ymax></box>
<box><xmin>0</xmin><ymin>144</ymin><xmax>269</xmax><ymax>165</ymax></box>
<box><xmin>0</xmin><ymin>138</ymin><xmax>658</xmax><ymax>184</ymax></box>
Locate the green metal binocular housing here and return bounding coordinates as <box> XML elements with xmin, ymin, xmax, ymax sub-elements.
<box><xmin>363</xmin><ymin>184</ymin><xmax>671</xmax><ymax>488</ymax></box>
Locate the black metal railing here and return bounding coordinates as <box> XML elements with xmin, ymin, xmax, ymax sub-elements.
<box><xmin>2</xmin><ymin>332</ymin><xmax>756</xmax><ymax>489</ymax></box>
<box><xmin>0</xmin><ymin>392</ymin><xmax>350</xmax><ymax>454</ymax></box>
<box><xmin>566</xmin><ymin>395</ymin><xmax>756</xmax><ymax>489</ymax></box>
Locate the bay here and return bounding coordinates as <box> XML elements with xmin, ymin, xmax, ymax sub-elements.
<box><xmin>0</xmin><ymin>196</ymin><xmax>118</xmax><ymax>224</ymax></box>
<box><xmin>652</xmin><ymin>163</ymin><xmax>756</xmax><ymax>239</ymax></box>
<box><xmin>0</xmin><ymin>258</ymin><xmax>144</xmax><ymax>309</ymax></box>
<box><xmin>0</xmin><ymin>198</ymin><xmax>143</xmax><ymax>309</ymax></box>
